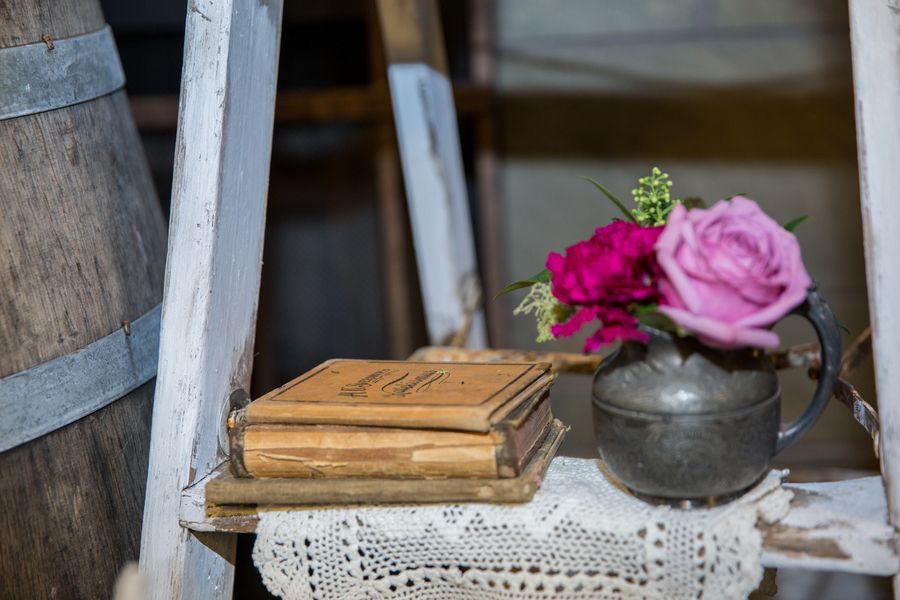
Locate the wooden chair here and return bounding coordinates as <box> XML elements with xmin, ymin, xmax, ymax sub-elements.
<box><xmin>139</xmin><ymin>1</ymin><xmax>900</xmax><ymax>598</ymax></box>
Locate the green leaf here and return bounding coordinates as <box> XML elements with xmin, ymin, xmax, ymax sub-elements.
<box><xmin>494</xmin><ymin>269</ymin><xmax>551</xmax><ymax>299</ymax></box>
<box><xmin>630</xmin><ymin>303</ymin><xmax>678</xmax><ymax>332</ymax></box>
<box><xmin>784</xmin><ymin>215</ymin><xmax>808</xmax><ymax>232</ymax></box>
<box><xmin>630</xmin><ymin>303</ymin><xmax>657</xmax><ymax>315</ymax></box>
<box><xmin>681</xmin><ymin>196</ymin><xmax>706</xmax><ymax>209</ymax></box>
<box><xmin>835</xmin><ymin>316</ymin><xmax>851</xmax><ymax>335</ymax></box>
<box><xmin>582</xmin><ymin>177</ymin><xmax>637</xmax><ymax>222</ymax></box>
<box><xmin>637</xmin><ymin>312</ymin><xmax>678</xmax><ymax>331</ymax></box>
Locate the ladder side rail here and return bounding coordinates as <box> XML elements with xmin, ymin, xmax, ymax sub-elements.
<box><xmin>139</xmin><ymin>0</ymin><xmax>283</xmax><ymax>598</ymax></box>
<box><xmin>377</xmin><ymin>0</ymin><xmax>488</xmax><ymax>348</ymax></box>
<box><xmin>848</xmin><ymin>2</ymin><xmax>900</xmax><ymax>596</ymax></box>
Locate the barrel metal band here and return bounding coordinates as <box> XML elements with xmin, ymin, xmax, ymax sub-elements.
<box><xmin>0</xmin><ymin>25</ymin><xmax>125</xmax><ymax>121</ymax></box>
<box><xmin>0</xmin><ymin>303</ymin><xmax>161</xmax><ymax>453</ymax></box>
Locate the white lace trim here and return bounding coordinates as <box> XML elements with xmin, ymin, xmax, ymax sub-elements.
<box><xmin>253</xmin><ymin>458</ymin><xmax>791</xmax><ymax>600</ymax></box>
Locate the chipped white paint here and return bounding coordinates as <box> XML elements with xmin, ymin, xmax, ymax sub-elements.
<box><xmin>377</xmin><ymin>0</ymin><xmax>487</xmax><ymax>347</ymax></box>
<box><xmin>849</xmin><ymin>0</ymin><xmax>900</xmax><ymax>515</ymax></box>
<box><xmin>139</xmin><ymin>0</ymin><xmax>283</xmax><ymax>598</ymax></box>
<box><xmin>387</xmin><ymin>63</ymin><xmax>487</xmax><ymax>347</ymax></box>
<box><xmin>762</xmin><ymin>477</ymin><xmax>898</xmax><ymax>575</ymax></box>
<box><xmin>179</xmin><ymin>464</ymin><xmax>227</xmax><ymax>533</ymax></box>
<box><xmin>849</xmin><ymin>4</ymin><xmax>900</xmax><ymax>593</ymax></box>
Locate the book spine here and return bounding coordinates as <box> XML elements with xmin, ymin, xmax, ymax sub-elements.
<box><xmin>228</xmin><ymin>409</ymin><xmax>251</xmax><ymax>478</ymax></box>
<box><xmin>493</xmin><ymin>430</ymin><xmax>517</xmax><ymax>478</ymax></box>
<box><xmin>493</xmin><ymin>395</ymin><xmax>553</xmax><ymax>477</ymax></box>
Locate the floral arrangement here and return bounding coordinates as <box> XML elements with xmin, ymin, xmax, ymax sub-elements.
<box><xmin>501</xmin><ymin>168</ymin><xmax>812</xmax><ymax>352</ymax></box>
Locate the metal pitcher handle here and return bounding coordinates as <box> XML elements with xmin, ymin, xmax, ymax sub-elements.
<box><xmin>775</xmin><ymin>284</ymin><xmax>842</xmax><ymax>454</ymax></box>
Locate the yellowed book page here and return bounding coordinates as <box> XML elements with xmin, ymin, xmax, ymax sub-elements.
<box><xmin>241</xmin><ymin>425</ymin><xmax>502</xmax><ymax>478</ymax></box>
<box><xmin>246</xmin><ymin>359</ymin><xmax>551</xmax><ymax>431</ymax></box>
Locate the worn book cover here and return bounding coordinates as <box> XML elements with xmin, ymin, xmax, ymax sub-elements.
<box><xmin>230</xmin><ymin>391</ymin><xmax>552</xmax><ymax>479</ymax></box>
<box><xmin>243</xmin><ymin>359</ymin><xmax>554</xmax><ymax>432</ymax></box>
<box><xmin>229</xmin><ymin>359</ymin><xmax>558</xmax><ymax>479</ymax></box>
<box><xmin>210</xmin><ymin>420</ymin><xmax>568</xmax><ymax>505</ymax></box>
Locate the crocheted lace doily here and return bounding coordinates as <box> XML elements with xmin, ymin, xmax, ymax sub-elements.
<box><xmin>253</xmin><ymin>458</ymin><xmax>792</xmax><ymax>600</ymax></box>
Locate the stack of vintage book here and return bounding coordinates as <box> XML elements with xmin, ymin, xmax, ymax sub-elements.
<box><xmin>215</xmin><ymin>359</ymin><xmax>566</xmax><ymax>506</ymax></box>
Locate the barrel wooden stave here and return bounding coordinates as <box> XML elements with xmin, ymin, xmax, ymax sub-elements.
<box><xmin>0</xmin><ymin>0</ymin><xmax>104</xmax><ymax>48</ymax></box>
<box><xmin>0</xmin><ymin>3</ymin><xmax>168</xmax><ymax>596</ymax></box>
<box><xmin>0</xmin><ymin>93</ymin><xmax>167</xmax><ymax>370</ymax></box>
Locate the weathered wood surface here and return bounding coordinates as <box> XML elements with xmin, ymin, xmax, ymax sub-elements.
<box><xmin>180</xmin><ymin>419</ymin><xmax>566</xmax><ymax>533</ymax></box>
<box><xmin>138</xmin><ymin>0</ymin><xmax>283</xmax><ymax>598</ymax></box>
<box><xmin>0</xmin><ymin>1</ymin><xmax>168</xmax><ymax>597</ymax></box>
<box><xmin>377</xmin><ymin>0</ymin><xmax>488</xmax><ymax>348</ymax></box>
<box><xmin>761</xmin><ymin>476</ymin><xmax>898</xmax><ymax>575</ymax></box>
<box><xmin>849</xmin><ymin>0</ymin><xmax>900</xmax><ymax>516</ymax></box>
<box><xmin>848</xmin><ymin>2</ymin><xmax>900</xmax><ymax>594</ymax></box>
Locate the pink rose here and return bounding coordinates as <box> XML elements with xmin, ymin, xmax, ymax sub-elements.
<box><xmin>655</xmin><ymin>197</ymin><xmax>811</xmax><ymax>349</ymax></box>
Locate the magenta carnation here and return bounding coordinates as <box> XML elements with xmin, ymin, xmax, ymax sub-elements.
<box><xmin>546</xmin><ymin>221</ymin><xmax>663</xmax><ymax>351</ymax></box>
<box><xmin>580</xmin><ymin>305</ymin><xmax>648</xmax><ymax>352</ymax></box>
<box><xmin>547</xmin><ymin>221</ymin><xmax>662</xmax><ymax>305</ymax></box>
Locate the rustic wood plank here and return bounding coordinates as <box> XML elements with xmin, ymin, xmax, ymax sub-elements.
<box><xmin>377</xmin><ymin>0</ymin><xmax>488</xmax><ymax>347</ymax></box>
<box><xmin>409</xmin><ymin>345</ymin><xmax>604</xmax><ymax>374</ymax></box>
<box><xmin>138</xmin><ymin>0</ymin><xmax>282</xmax><ymax>598</ymax></box>
<box><xmin>0</xmin><ymin>2</ymin><xmax>167</xmax><ymax>596</ymax></box>
<box><xmin>848</xmin><ymin>2</ymin><xmax>900</xmax><ymax>594</ymax></box>
<box><xmin>761</xmin><ymin>477</ymin><xmax>898</xmax><ymax>575</ymax></box>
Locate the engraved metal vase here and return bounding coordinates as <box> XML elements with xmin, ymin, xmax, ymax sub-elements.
<box><xmin>591</xmin><ymin>287</ymin><xmax>841</xmax><ymax>505</ymax></box>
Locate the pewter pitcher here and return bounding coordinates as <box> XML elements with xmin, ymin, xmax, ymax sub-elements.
<box><xmin>591</xmin><ymin>286</ymin><xmax>841</xmax><ymax>503</ymax></box>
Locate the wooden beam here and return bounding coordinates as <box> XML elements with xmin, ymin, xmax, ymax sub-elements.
<box><xmin>408</xmin><ymin>345</ymin><xmax>603</xmax><ymax>374</ymax></box>
<box><xmin>368</xmin><ymin>0</ymin><xmax>416</xmax><ymax>359</ymax></box>
<box><xmin>377</xmin><ymin>0</ymin><xmax>488</xmax><ymax>347</ymax></box>
<box><xmin>128</xmin><ymin>85</ymin><xmax>492</xmax><ymax>130</ymax></box>
<box><xmin>138</xmin><ymin>0</ymin><xmax>283</xmax><ymax>598</ymax></box>
<box><xmin>848</xmin><ymin>2</ymin><xmax>900</xmax><ymax>595</ymax></box>
<box><xmin>469</xmin><ymin>0</ymin><xmax>506</xmax><ymax>346</ymax></box>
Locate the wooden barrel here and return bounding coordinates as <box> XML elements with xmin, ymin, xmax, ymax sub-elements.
<box><xmin>0</xmin><ymin>1</ymin><xmax>167</xmax><ymax>597</ymax></box>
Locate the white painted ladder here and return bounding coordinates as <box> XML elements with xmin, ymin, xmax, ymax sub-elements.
<box><xmin>139</xmin><ymin>1</ymin><xmax>900</xmax><ymax>598</ymax></box>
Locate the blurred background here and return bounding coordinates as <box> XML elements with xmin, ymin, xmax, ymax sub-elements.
<box><xmin>103</xmin><ymin>0</ymin><xmax>881</xmax><ymax>596</ymax></box>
